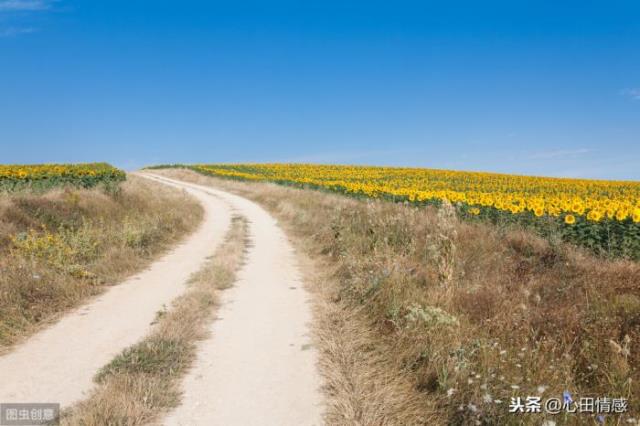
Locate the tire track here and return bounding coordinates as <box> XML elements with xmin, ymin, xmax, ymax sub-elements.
<box><xmin>147</xmin><ymin>174</ymin><xmax>323</xmax><ymax>426</ymax></box>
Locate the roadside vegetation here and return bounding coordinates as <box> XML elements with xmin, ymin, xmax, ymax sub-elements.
<box><xmin>60</xmin><ymin>216</ymin><xmax>248</xmax><ymax>425</ymax></box>
<box><xmin>153</xmin><ymin>168</ymin><xmax>639</xmax><ymax>425</ymax></box>
<box><xmin>0</xmin><ymin>175</ymin><xmax>202</xmax><ymax>351</ymax></box>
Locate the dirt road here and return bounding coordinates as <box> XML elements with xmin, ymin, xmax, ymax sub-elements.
<box><xmin>146</xmin><ymin>174</ymin><xmax>323</xmax><ymax>426</ymax></box>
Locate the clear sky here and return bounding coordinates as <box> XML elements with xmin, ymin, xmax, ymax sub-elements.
<box><xmin>1</xmin><ymin>1</ymin><xmax>639</xmax><ymax>179</ymax></box>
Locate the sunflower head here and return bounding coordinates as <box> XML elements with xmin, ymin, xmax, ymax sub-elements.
<box><xmin>587</xmin><ymin>210</ymin><xmax>603</xmax><ymax>222</ymax></box>
<box><xmin>565</xmin><ymin>214</ymin><xmax>576</xmax><ymax>225</ymax></box>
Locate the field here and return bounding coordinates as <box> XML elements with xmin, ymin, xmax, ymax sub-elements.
<box><xmin>151</xmin><ymin>164</ymin><xmax>640</xmax><ymax>259</ymax></box>
<box><xmin>0</xmin><ymin>163</ymin><xmax>126</xmax><ymax>192</ymax></box>
<box><xmin>1</xmin><ymin>163</ymin><xmax>639</xmax><ymax>424</ymax></box>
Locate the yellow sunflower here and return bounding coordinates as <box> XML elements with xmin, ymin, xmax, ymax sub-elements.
<box><xmin>587</xmin><ymin>209</ymin><xmax>603</xmax><ymax>222</ymax></box>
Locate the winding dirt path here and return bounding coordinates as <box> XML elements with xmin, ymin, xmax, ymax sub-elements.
<box><xmin>145</xmin><ymin>174</ymin><xmax>323</xmax><ymax>426</ymax></box>
<box><xmin>0</xmin><ymin>178</ymin><xmax>233</xmax><ymax>407</ymax></box>
<box><xmin>0</xmin><ymin>173</ymin><xmax>323</xmax><ymax>425</ymax></box>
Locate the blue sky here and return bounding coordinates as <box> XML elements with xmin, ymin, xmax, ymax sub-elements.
<box><xmin>1</xmin><ymin>0</ymin><xmax>639</xmax><ymax>179</ymax></box>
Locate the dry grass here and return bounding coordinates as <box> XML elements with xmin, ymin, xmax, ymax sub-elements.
<box><xmin>60</xmin><ymin>216</ymin><xmax>248</xmax><ymax>426</ymax></box>
<box><xmin>154</xmin><ymin>168</ymin><xmax>640</xmax><ymax>425</ymax></box>
<box><xmin>0</xmin><ymin>175</ymin><xmax>203</xmax><ymax>351</ymax></box>
<box><xmin>306</xmin><ymin>256</ymin><xmax>437</xmax><ymax>425</ymax></box>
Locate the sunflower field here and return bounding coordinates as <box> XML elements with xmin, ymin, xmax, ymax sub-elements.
<box><xmin>151</xmin><ymin>163</ymin><xmax>640</xmax><ymax>259</ymax></box>
<box><xmin>0</xmin><ymin>163</ymin><xmax>126</xmax><ymax>192</ymax></box>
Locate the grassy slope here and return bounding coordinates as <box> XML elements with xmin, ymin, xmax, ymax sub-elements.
<box><xmin>0</xmin><ymin>175</ymin><xmax>203</xmax><ymax>351</ymax></box>
<box><xmin>154</xmin><ymin>168</ymin><xmax>639</xmax><ymax>425</ymax></box>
